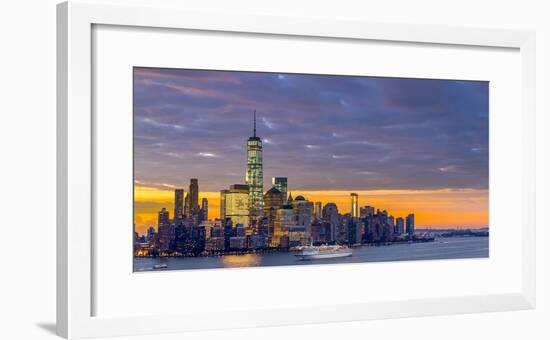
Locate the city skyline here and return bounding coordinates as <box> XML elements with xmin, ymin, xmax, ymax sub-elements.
<box><xmin>134</xmin><ymin>67</ymin><xmax>489</xmax><ymax>234</ymax></box>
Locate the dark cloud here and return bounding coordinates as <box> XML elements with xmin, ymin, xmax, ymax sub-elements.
<box><xmin>133</xmin><ymin>68</ymin><xmax>489</xmax><ymax>192</ymax></box>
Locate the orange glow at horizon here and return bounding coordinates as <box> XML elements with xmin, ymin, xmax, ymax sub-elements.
<box><xmin>133</xmin><ymin>185</ymin><xmax>488</xmax><ymax>235</ymax></box>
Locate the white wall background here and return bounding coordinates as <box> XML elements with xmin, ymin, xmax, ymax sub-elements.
<box><xmin>0</xmin><ymin>0</ymin><xmax>548</xmax><ymax>339</ymax></box>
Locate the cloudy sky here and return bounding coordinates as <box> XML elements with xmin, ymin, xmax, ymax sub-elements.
<box><xmin>133</xmin><ymin>67</ymin><xmax>489</xmax><ymax>232</ymax></box>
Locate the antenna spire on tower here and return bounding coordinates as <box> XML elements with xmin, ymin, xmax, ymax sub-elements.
<box><xmin>253</xmin><ymin>109</ymin><xmax>257</xmax><ymax>137</ymax></box>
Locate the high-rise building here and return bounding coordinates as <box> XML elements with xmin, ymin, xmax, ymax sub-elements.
<box><xmin>272</xmin><ymin>177</ymin><xmax>288</xmax><ymax>203</ymax></box>
<box><xmin>360</xmin><ymin>205</ymin><xmax>375</xmax><ymax>217</ymax></box>
<box><xmin>223</xmin><ymin>184</ymin><xmax>250</xmax><ymax>228</ymax></box>
<box><xmin>314</xmin><ymin>201</ymin><xmax>322</xmax><ymax>221</ymax></box>
<box><xmin>184</xmin><ymin>192</ymin><xmax>189</xmax><ymax>217</ymax></box>
<box><xmin>406</xmin><ymin>213</ymin><xmax>415</xmax><ymax>236</ymax></box>
<box><xmin>157</xmin><ymin>208</ymin><xmax>172</xmax><ymax>252</ymax></box>
<box><xmin>388</xmin><ymin>215</ymin><xmax>396</xmax><ymax>234</ymax></box>
<box><xmin>245</xmin><ymin>111</ymin><xmax>264</xmax><ymax>225</ymax></box>
<box><xmin>263</xmin><ymin>187</ymin><xmax>284</xmax><ymax>236</ymax></box>
<box><xmin>199</xmin><ymin>197</ymin><xmax>208</xmax><ymax>224</ymax></box>
<box><xmin>146</xmin><ymin>226</ymin><xmax>156</xmax><ymax>242</ymax></box>
<box><xmin>396</xmin><ymin>217</ymin><xmax>405</xmax><ymax>234</ymax></box>
<box><xmin>188</xmin><ymin>178</ymin><xmax>199</xmax><ymax>225</ymax></box>
<box><xmin>272</xmin><ymin>205</ymin><xmax>294</xmax><ymax>247</ymax></box>
<box><xmin>351</xmin><ymin>193</ymin><xmax>359</xmax><ymax>219</ymax></box>
<box><xmin>322</xmin><ymin>203</ymin><xmax>339</xmax><ymax>242</ymax></box>
<box><xmin>174</xmin><ymin>189</ymin><xmax>184</xmax><ymax>224</ymax></box>
<box><xmin>220</xmin><ymin>189</ymin><xmax>228</xmax><ymax>220</ymax></box>
<box><xmin>292</xmin><ymin>195</ymin><xmax>313</xmax><ymax>228</ymax></box>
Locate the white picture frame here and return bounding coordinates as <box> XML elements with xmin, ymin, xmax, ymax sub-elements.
<box><xmin>57</xmin><ymin>1</ymin><xmax>536</xmax><ymax>338</ymax></box>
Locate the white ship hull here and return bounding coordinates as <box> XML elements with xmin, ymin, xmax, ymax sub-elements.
<box><xmin>296</xmin><ymin>248</ymin><xmax>353</xmax><ymax>260</ymax></box>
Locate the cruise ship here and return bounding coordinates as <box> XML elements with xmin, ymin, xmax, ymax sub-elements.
<box><xmin>295</xmin><ymin>245</ymin><xmax>353</xmax><ymax>260</ymax></box>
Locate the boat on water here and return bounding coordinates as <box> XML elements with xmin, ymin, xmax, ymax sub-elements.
<box><xmin>295</xmin><ymin>245</ymin><xmax>353</xmax><ymax>260</ymax></box>
<box><xmin>153</xmin><ymin>263</ymin><xmax>168</xmax><ymax>270</ymax></box>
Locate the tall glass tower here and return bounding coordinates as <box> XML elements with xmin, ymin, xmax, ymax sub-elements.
<box><xmin>246</xmin><ymin>111</ymin><xmax>264</xmax><ymax>225</ymax></box>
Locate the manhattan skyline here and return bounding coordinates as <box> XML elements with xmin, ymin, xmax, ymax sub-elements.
<box><xmin>134</xmin><ymin>67</ymin><xmax>489</xmax><ymax>234</ymax></box>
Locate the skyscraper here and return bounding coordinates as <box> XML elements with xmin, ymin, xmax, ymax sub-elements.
<box><xmin>360</xmin><ymin>205</ymin><xmax>375</xmax><ymax>217</ymax></box>
<box><xmin>292</xmin><ymin>195</ymin><xmax>313</xmax><ymax>228</ymax></box>
<box><xmin>396</xmin><ymin>217</ymin><xmax>405</xmax><ymax>234</ymax></box>
<box><xmin>314</xmin><ymin>201</ymin><xmax>323</xmax><ymax>221</ymax></box>
<box><xmin>406</xmin><ymin>213</ymin><xmax>415</xmax><ymax>236</ymax></box>
<box><xmin>174</xmin><ymin>189</ymin><xmax>184</xmax><ymax>224</ymax></box>
<box><xmin>322</xmin><ymin>203</ymin><xmax>339</xmax><ymax>242</ymax></box>
<box><xmin>199</xmin><ymin>198</ymin><xmax>208</xmax><ymax>224</ymax></box>
<box><xmin>272</xmin><ymin>205</ymin><xmax>294</xmax><ymax>247</ymax></box>
<box><xmin>157</xmin><ymin>208</ymin><xmax>171</xmax><ymax>252</ymax></box>
<box><xmin>272</xmin><ymin>177</ymin><xmax>288</xmax><ymax>203</ymax></box>
<box><xmin>263</xmin><ymin>187</ymin><xmax>284</xmax><ymax>235</ymax></box>
<box><xmin>223</xmin><ymin>184</ymin><xmax>250</xmax><ymax>228</ymax></box>
<box><xmin>219</xmin><ymin>189</ymin><xmax>228</xmax><ymax>220</ymax></box>
<box><xmin>351</xmin><ymin>193</ymin><xmax>359</xmax><ymax>219</ymax></box>
<box><xmin>245</xmin><ymin>111</ymin><xmax>264</xmax><ymax>225</ymax></box>
<box><xmin>188</xmin><ymin>178</ymin><xmax>199</xmax><ymax>225</ymax></box>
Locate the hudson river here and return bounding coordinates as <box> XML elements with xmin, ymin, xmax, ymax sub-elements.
<box><xmin>134</xmin><ymin>236</ymin><xmax>489</xmax><ymax>272</ymax></box>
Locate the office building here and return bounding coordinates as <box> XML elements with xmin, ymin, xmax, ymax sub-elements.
<box><xmin>360</xmin><ymin>205</ymin><xmax>375</xmax><ymax>217</ymax></box>
<box><xmin>314</xmin><ymin>201</ymin><xmax>322</xmax><ymax>221</ymax></box>
<box><xmin>157</xmin><ymin>208</ymin><xmax>172</xmax><ymax>252</ymax></box>
<box><xmin>245</xmin><ymin>111</ymin><xmax>264</xmax><ymax>224</ymax></box>
<box><xmin>322</xmin><ymin>203</ymin><xmax>339</xmax><ymax>242</ymax></box>
<box><xmin>263</xmin><ymin>186</ymin><xmax>284</xmax><ymax>235</ymax></box>
<box><xmin>272</xmin><ymin>205</ymin><xmax>294</xmax><ymax>247</ymax></box>
<box><xmin>272</xmin><ymin>177</ymin><xmax>288</xmax><ymax>203</ymax></box>
<box><xmin>223</xmin><ymin>184</ymin><xmax>250</xmax><ymax>228</ymax></box>
<box><xmin>198</xmin><ymin>197</ymin><xmax>208</xmax><ymax>224</ymax></box>
<box><xmin>351</xmin><ymin>193</ymin><xmax>359</xmax><ymax>219</ymax></box>
<box><xmin>188</xmin><ymin>178</ymin><xmax>199</xmax><ymax>225</ymax></box>
<box><xmin>396</xmin><ymin>217</ymin><xmax>405</xmax><ymax>234</ymax></box>
<box><xmin>406</xmin><ymin>213</ymin><xmax>415</xmax><ymax>236</ymax></box>
<box><xmin>292</xmin><ymin>195</ymin><xmax>313</xmax><ymax>228</ymax></box>
<box><xmin>220</xmin><ymin>189</ymin><xmax>228</xmax><ymax>220</ymax></box>
<box><xmin>174</xmin><ymin>189</ymin><xmax>184</xmax><ymax>224</ymax></box>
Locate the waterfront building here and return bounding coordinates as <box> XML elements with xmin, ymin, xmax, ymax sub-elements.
<box><xmin>406</xmin><ymin>213</ymin><xmax>415</xmax><ymax>236</ymax></box>
<box><xmin>314</xmin><ymin>201</ymin><xmax>322</xmax><ymax>221</ymax></box>
<box><xmin>396</xmin><ymin>217</ymin><xmax>405</xmax><ymax>234</ymax></box>
<box><xmin>174</xmin><ymin>189</ymin><xmax>184</xmax><ymax>224</ymax></box>
<box><xmin>311</xmin><ymin>222</ymin><xmax>332</xmax><ymax>243</ymax></box>
<box><xmin>229</xmin><ymin>236</ymin><xmax>248</xmax><ymax>250</ymax></box>
<box><xmin>351</xmin><ymin>193</ymin><xmax>359</xmax><ymax>219</ymax></box>
<box><xmin>205</xmin><ymin>237</ymin><xmax>224</xmax><ymax>252</ymax></box>
<box><xmin>288</xmin><ymin>225</ymin><xmax>309</xmax><ymax>247</ymax></box>
<box><xmin>188</xmin><ymin>178</ymin><xmax>200</xmax><ymax>225</ymax></box>
<box><xmin>245</xmin><ymin>111</ymin><xmax>264</xmax><ymax>225</ymax></box>
<box><xmin>272</xmin><ymin>177</ymin><xmax>288</xmax><ymax>203</ymax></box>
<box><xmin>201</xmin><ymin>219</ymin><xmax>223</xmax><ymax>239</ymax></box>
<box><xmin>223</xmin><ymin>184</ymin><xmax>250</xmax><ymax>228</ymax></box>
<box><xmin>157</xmin><ymin>208</ymin><xmax>172</xmax><ymax>252</ymax></box>
<box><xmin>235</xmin><ymin>223</ymin><xmax>246</xmax><ymax>237</ymax></box>
<box><xmin>272</xmin><ymin>205</ymin><xmax>294</xmax><ymax>247</ymax></box>
<box><xmin>263</xmin><ymin>186</ymin><xmax>284</xmax><ymax>236</ymax></box>
<box><xmin>249</xmin><ymin>234</ymin><xmax>267</xmax><ymax>249</ymax></box>
<box><xmin>186</xmin><ymin>225</ymin><xmax>206</xmax><ymax>254</ymax></box>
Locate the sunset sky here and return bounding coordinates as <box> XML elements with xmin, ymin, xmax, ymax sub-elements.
<box><xmin>133</xmin><ymin>68</ymin><xmax>489</xmax><ymax>234</ymax></box>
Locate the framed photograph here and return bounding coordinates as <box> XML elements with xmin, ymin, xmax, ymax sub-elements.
<box><xmin>57</xmin><ymin>1</ymin><xmax>536</xmax><ymax>338</ymax></box>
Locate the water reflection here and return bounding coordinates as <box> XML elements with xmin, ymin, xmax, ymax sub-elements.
<box><xmin>222</xmin><ymin>254</ymin><xmax>261</xmax><ymax>267</ymax></box>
